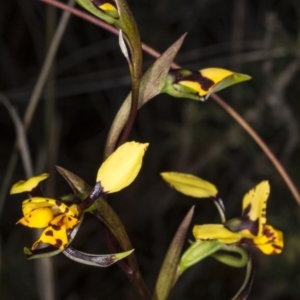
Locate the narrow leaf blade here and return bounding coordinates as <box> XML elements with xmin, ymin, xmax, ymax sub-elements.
<box><xmin>63</xmin><ymin>247</ymin><xmax>134</xmax><ymax>267</ymax></box>
<box><xmin>139</xmin><ymin>33</ymin><xmax>187</xmax><ymax>105</ymax></box>
<box><xmin>153</xmin><ymin>206</ymin><xmax>194</xmax><ymax>300</ymax></box>
<box><xmin>56</xmin><ymin>166</ymin><xmax>91</xmax><ymax>200</ymax></box>
<box><xmin>104</xmin><ymin>33</ymin><xmax>186</xmax><ymax>158</ymax></box>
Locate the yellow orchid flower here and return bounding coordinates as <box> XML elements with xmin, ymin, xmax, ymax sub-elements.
<box><xmin>163</xmin><ymin>68</ymin><xmax>251</xmax><ymax>101</ymax></box>
<box><xmin>96</xmin><ymin>141</ymin><xmax>149</xmax><ymax>193</ymax></box>
<box><xmin>178</xmin><ymin>68</ymin><xmax>250</xmax><ymax>99</ymax></box>
<box><xmin>12</xmin><ymin>141</ymin><xmax>149</xmax><ymax>250</ymax></box>
<box><xmin>17</xmin><ymin>197</ymin><xmax>80</xmax><ymax>250</ymax></box>
<box><xmin>193</xmin><ymin>181</ymin><xmax>283</xmax><ymax>255</ymax></box>
<box><xmin>161</xmin><ymin>172</ymin><xmax>283</xmax><ymax>255</ymax></box>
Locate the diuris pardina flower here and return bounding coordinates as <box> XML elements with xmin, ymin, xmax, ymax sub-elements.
<box><xmin>162</xmin><ymin>68</ymin><xmax>251</xmax><ymax>101</ymax></box>
<box><xmin>11</xmin><ymin>142</ymin><xmax>149</xmax><ymax>250</ymax></box>
<box><xmin>161</xmin><ymin>172</ymin><xmax>283</xmax><ymax>255</ymax></box>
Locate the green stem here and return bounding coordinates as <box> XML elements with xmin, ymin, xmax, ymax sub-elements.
<box><xmin>231</xmin><ymin>252</ymin><xmax>254</xmax><ymax>300</ymax></box>
<box><xmin>179</xmin><ymin>241</ymin><xmax>223</xmax><ymax>275</ymax></box>
<box><xmin>117</xmin><ymin>75</ymin><xmax>140</xmax><ymax>147</ymax></box>
<box><xmin>99</xmin><ymin>220</ymin><xmax>151</xmax><ymax>299</ymax></box>
<box><xmin>213</xmin><ymin>197</ymin><xmax>226</xmax><ymax>223</ymax></box>
<box><xmin>94</xmin><ymin>198</ymin><xmax>151</xmax><ymax>300</ymax></box>
<box><xmin>113</xmin><ymin>0</ymin><xmax>143</xmax><ymax>150</ymax></box>
<box><xmin>212</xmin><ymin>244</ymin><xmax>249</xmax><ymax>268</ymax></box>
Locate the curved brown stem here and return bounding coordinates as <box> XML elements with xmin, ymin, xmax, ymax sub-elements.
<box><xmin>211</xmin><ymin>93</ymin><xmax>300</xmax><ymax>204</ymax></box>
<box><xmin>39</xmin><ymin>0</ymin><xmax>300</xmax><ymax>205</ymax></box>
<box><xmin>39</xmin><ymin>0</ymin><xmax>300</xmax><ymax>206</ymax></box>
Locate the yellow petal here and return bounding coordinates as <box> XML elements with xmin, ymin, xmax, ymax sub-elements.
<box><xmin>241</xmin><ymin>181</ymin><xmax>269</xmax><ymax>236</ymax></box>
<box><xmin>52</xmin><ymin>201</ymin><xmax>80</xmax><ymax>217</ymax></box>
<box><xmin>161</xmin><ymin>172</ymin><xmax>218</xmax><ymax>198</ymax></box>
<box><xmin>193</xmin><ymin>224</ymin><xmax>241</xmax><ymax>243</ymax></box>
<box><xmin>21</xmin><ymin>197</ymin><xmax>79</xmax><ymax>217</ymax></box>
<box><xmin>99</xmin><ymin>3</ymin><xmax>117</xmax><ymax>12</ymax></box>
<box><xmin>251</xmin><ymin>225</ymin><xmax>284</xmax><ymax>255</ymax></box>
<box><xmin>96</xmin><ymin>142</ymin><xmax>149</xmax><ymax>193</ymax></box>
<box><xmin>64</xmin><ymin>214</ymin><xmax>80</xmax><ymax>230</ymax></box>
<box><xmin>32</xmin><ymin>221</ymin><xmax>68</xmax><ymax>250</ymax></box>
<box><xmin>10</xmin><ymin>173</ymin><xmax>49</xmax><ymax>194</ymax></box>
<box><xmin>179</xmin><ymin>68</ymin><xmax>251</xmax><ymax>99</ymax></box>
<box><xmin>67</xmin><ymin>204</ymin><xmax>80</xmax><ymax>218</ymax></box>
<box><xmin>17</xmin><ymin>208</ymin><xmax>54</xmax><ymax>228</ymax></box>
<box><xmin>22</xmin><ymin>197</ymin><xmax>57</xmax><ymax>215</ymax></box>
<box><xmin>96</xmin><ymin>0</ymin><xmax>120</xmax><ymax>19</ymax></box>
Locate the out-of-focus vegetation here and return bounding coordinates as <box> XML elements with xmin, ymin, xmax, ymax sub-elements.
<box><xmin>1</xmin><ymin>0</ymin><xmax>300</xmax><ymax>299</ymax></box>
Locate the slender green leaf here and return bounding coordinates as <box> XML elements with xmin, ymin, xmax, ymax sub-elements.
<box><xmin>179</xmin><ymin>241</ymin><xmax>222</xmax><ymax>274</ymax></box>
<box><xmin>211</xmin><ymin>245</ymin><xmax>249</xmax><ymax>268</ymax></box>
<box><xmin>139</xmin><ymin>33</ymin><xmax>187</xmax><ymax>105</ymax></box>
<box><xmin>105</xmin><ymin>33</ymin><xmax>186</xmax><ymax>157</ymax></box>
<box><xmin>206</xmin><ymin>73</ymin><xmax>251</xmax><ymax>99</ymax></box>
<box><xmin>63</xmin><ymin>247</ymin><xmax>134</xmax><ymax>267</ymax></box>
<box><xmin>76</xmin><ymin>0</ymin><xmax>120</xmax><ymax>25</ymax></box>
<box><xmin>153</xmin><ymin>206</ymin><xmax>194</xmax><ymax>300</ymax></box>
<box><xmin>56</xmin><ymin>165</ymin><xmax>92</xmax><ymax>200</ymax></box>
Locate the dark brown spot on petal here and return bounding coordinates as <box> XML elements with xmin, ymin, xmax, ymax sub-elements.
<box><xmin>169</xmin><ymin>69</ymin><xmax>215</xmax><ymax>92</ymax></box>
<box><xmin>241</xmin><ymin>204</ymin><xmax>251</xmax><ymax>218</ymax></box>
<box><xmin>68</xmin><ymin>217</ymin><xmax>72</xmax><ymax>221</ymax></box>
<box><xmin>272</xmin><ymin>244</ymin><xmax>282</xmax><ymax>250</ymax></box>
<box><xmin>45</xmin><ymin>230</ymin><xmax>53</xmax><ymax>236</ymax></box>
<box><xmin>46</xmin><ymin>199</ymin><xmax>49</xmax><ymax>202</ymax></box>
<box><xmin>55</xmin><ymin>200</ymin><xmax>62</xmax><ymax>207</ymax></box>
<box><xmin>54</xmin><ymin>239</ymin><xmax>63</xmax><ymax>248</ymax></box>
<box><xmin>28</xmin><ymin>199</ymin><xmax>32</xmax><ymax>202</ymax></box>
<box><xmin>64</xmin><ymin>207</ymin><xmax>69</xmax><ymax>213</ymax></box>
<box><xmin>263</xmin><ymin>227</ymin><xmax>274</xmax><ymax>238</ymax></box>
<box><xmin>51</xmin><ymin>224</ymin><xmax>61</xmax><ymax>231</ymax></box>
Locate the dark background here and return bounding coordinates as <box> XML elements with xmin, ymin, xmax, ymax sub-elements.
<box><xmin>1</xmin><ymin>0</ymin><xmax>300</xmax><ymax>299</ymax></box>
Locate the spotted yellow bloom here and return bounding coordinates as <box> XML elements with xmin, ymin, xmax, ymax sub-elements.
<box><xmin>161</xmin><ymin>172</ymin><xmax>283</xmax><ymax>255</ymax></box>
<box><xmin>17</xmin><ymin>198</ymin><xmax>80</xmax><ymax>250</ymax></box>
<box><xmin>163</xmin><ymin>68</ymin><xmax>251</xmax><ymax>101</ymax></box>
<box><xmin>193</xmin><ymin>181</ymin><xmax>283</xmax><ymax>255</ymax></box>
<box><xmin>12</xmin><ymin>141</ymin><xmax>149</xmax><ymax>250</ymax></box>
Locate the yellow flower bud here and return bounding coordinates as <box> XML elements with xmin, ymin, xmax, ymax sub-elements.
<box><xmin>96</xmin><ymin>142</ymin><xmax>149</xmax><ymax>193</ymax></box>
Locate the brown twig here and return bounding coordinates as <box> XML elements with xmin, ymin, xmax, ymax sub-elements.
<box><xmin>211</xmin><ymin>93</ymin><xmax>300</xmax><ymax>204</ymax></box>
